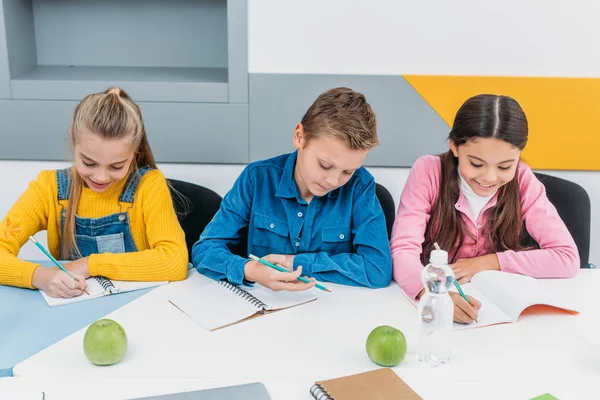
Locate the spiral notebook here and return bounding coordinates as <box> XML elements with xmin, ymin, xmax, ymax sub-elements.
<box><xmin>310</xmin><ymin>368</ymin><xmax>422</xmax><ymax>400</ymax></box>
<box><xmin>168</xmin><ymin>270</ymin><xmax>317</xmax><ymax>331</ymax></box>
<box><xmin>40</xmin><ymin>276</ymin><xmax>168</xmax><ymax>307</ymax></box>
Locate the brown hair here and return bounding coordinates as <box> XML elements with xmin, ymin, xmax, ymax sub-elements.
<box><xmin>424</xmin><ymin>94</ymin><xmax>529</xmax><ymax>263</ymax></box>
<box><xmin>300</xmin><ymin>87</ymin><xmax>378</xmax><ymax>150</ymax></box>
<box><xmin>62</xmin><ymin>87</ymin><xmax>157</xmax><ymax>259</ymax></box>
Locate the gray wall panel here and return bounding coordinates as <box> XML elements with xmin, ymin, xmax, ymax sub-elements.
<box><xmin>142</xmin><ymin>102</ymin><xmax>248</xmax><ymax>164</ymax></box>
<box><xmin>0</xmin><ymin>6</ymin><xmax>12</xmax><ymax>98</ymax></box>
<box><xmin>33</xmin><ymin>0</ymin><xmax>227</xmax><ymax>69</ymax></box>
<box><xmin>249</xmin><ymin>73</ymin><xmax>450</xmax><ymax>167</ymax></box>
<box><xmin>227</xmin><ymin>0</ymin><xmax>248</xmax><ymax>103</ymax></box>
<box><xmin>0</xmin><ymin>100</ymin><xmax>248</xmax><ymax>163</ymax></box>
<box><xmin>3</xmin><ymin>0</ymin><xmax>36</xmax><ymax>80</ymax></box>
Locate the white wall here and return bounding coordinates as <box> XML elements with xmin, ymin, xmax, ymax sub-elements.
<box><xmin>248</xmin><ymin>0</ymin><xmax>600</xmax><ymax>77</ymax></box>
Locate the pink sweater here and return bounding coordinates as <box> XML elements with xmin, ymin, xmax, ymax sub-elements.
<box><xmin>391</xmin><ymin>155</ymin><xmax>580</xmax><ymax>298</ymax></box>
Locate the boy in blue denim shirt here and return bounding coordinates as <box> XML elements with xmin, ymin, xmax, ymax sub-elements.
<box><xmin>192</xmin><ymin>87</ymin><xmax>392</xmax><ymax>290</ymax></box>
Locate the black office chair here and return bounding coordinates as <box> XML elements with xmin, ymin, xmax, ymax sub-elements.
<box><xmin>522</xmin><ymin>173</ymin><xmax>591</xmax><ymax>268</ymax></box>
<box><xmin>167</xmin><ymin>179</ymin><xmax>223</xmax><ymax>261</ymax></box>
<box><xmin>376</xmin><ymin>183</ymin><xmax>396</xmax><ymax>239</ymax></box>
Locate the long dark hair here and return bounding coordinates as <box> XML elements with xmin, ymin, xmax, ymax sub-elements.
<box><xmin>424</xmin><ymin>94</ymin><xmax>529</xmax><ymax>263</ymax></box>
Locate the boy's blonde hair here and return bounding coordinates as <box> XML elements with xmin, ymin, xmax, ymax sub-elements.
<box><xmin>300</xmin><ymin>87</ymin><xmax>378</xmax><ymax>150</ymax></box>
<box><xmin>63</xmin><ymin>87</ymin><xmax>157</xmax><ymax>259</ymax></box>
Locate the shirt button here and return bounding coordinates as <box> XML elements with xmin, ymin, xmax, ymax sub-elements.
<box><xmin>297</xmin><ymin>212</ymin><xmax>303</xmax><ymax>218</ymax></box>
<box><xmin>477</xmin><ymin>224</ymin><xmax>481</xmax><ymax>229</ymax></box>
<box><xmin>269</xmin><ymin>223</ymin><xmax>275</xmax><ymax>229</ymax></box>
<box><xmin>339</xmin><ymin>234</ymin><xmax>345</xmax><ymax>240</ymax></box>
<box><xmin>295</xmin><ymin>242</ymin><xmax>300</xmax><ymax>247</ymax></box>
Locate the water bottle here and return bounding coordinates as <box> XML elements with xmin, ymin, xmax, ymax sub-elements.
<box><xmin>416</xmin><ymin>248</ymin><xmax>455</xmax><ymax>367</ymax></box>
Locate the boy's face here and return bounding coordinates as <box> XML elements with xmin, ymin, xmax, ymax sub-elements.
<box><xmin>293</xmin><ymin>124</ymin><xmax>369</xmax><ymax>200</ymax></box>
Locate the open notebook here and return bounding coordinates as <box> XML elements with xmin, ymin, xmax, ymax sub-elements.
<box><xmin>168</xmin><ymin>271</ymin><xmax>317</xmax><ymax>331</ymax></box>
<box><xmin>40</xmin><ymin>275</ymin><xmax>168</xmax><ymax>307</ymax></box>
<box><xmin>404</xmin><ymin>270</ymin><xmax>578</xmax><ymax>330</ymax></box>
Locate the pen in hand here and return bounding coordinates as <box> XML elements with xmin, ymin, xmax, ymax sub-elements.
<box><xmin>29</xmin><ymin>236</ymin><xmax>90</xmax><ymax>296</ymax></box>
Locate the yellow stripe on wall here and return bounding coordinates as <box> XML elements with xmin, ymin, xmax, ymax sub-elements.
<box><xmin>403</xmin><ymin>76</ymin><xmax>600</xmax><ymax>171</ymax></box>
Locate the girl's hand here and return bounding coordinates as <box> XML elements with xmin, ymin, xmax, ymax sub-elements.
<box><xmin>244</xmin><ymin>254</ymin><xmax>315</xmax><ymax>292</ymax></box>
<box><xmin>32</xmin><ymin>266</ymin><xmax>88</xmax><ymax>298</ymax></box>
<box><xmin>451</xmin><ymin>253</ymin><xmax>500</xmax><ymax>284</ymax></box>
<box><xmin>450</xmin><ymin>291</ymin><xmax>482</xmax><ymax>324</ymax></box>
<box><xmin>64</xmin><ymin>257</ymin><xmax>91</xmax><ymax>279</ymax></box>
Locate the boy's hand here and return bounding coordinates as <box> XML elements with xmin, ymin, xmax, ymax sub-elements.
<box><xmin>244</xmin><ymin>254</ymin><xmax>315</xmax><ymax>291</ymax></box>
<box><xmin>32</xmin><ymin>266</ymin><xmax>88</xmax><ymax>298</ymax></box>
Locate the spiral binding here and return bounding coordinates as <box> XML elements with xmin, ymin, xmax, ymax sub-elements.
<box><xmin>95</xmin><ymin>276</ymin><xmax>118</xmax><ymax>294</ymax></box>
<box><xmin>218</xmin><ymin>280</ymin><xmax>268</xmax><ymax>310</ymax></box>
<box><xmin>309</xmin><ymin>383</ymin><xmax>334</xmax><ymax>400</ymax></box>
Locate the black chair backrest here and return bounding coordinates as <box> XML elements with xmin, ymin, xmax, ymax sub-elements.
<box><xmin>375</xmin><ymin>183</ymin><xmax>396</xmax><ymax>240</ymax></box>
<box><xmin>526</xmin><ymin>173</ymin><xmax>591</xmax><ymax>268</ymax></box>
<box><xmin>167</xmin><ymin>179</ymin><xmax>223</xmax><ymax>261</ymax></box>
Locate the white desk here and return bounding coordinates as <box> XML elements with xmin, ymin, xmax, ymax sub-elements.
<box><xmin>3</xmin><ymin>270</ymin><xmax>599</xmax><ymax>400</ymax></box>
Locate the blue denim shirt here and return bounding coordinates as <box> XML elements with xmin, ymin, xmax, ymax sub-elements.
<box><xmin>192</xmin><ymin>151</ymin><xmax>392</xmax><ymax>288</ymax></box>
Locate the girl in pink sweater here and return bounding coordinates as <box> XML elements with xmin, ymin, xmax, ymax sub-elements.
<box><xmin>391</xmin><ymin>94</ymin><xmax>579</xmax><ymax>324</ymax></box>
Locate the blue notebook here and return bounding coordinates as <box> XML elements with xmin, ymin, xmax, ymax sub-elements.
<box><xmin>130</xmin><ymin>383</ymin><xmax>271</xmax><ymax>399</ymax></box>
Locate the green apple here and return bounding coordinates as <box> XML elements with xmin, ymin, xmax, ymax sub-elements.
<box><xmin>366</xmin><ymin>325</ymin><xmax>407</xmax><ymax>367</ymax></box>
<box><xmin>83</xmin><ymin>319</ymin><xmax>128</xmax><ymax>366</ymax></box>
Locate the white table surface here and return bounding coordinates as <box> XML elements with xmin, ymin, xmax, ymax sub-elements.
<box><xmin>3</xmin><ymin>269</ymin><xmax>599</xmax><ymax>400</ymax></box>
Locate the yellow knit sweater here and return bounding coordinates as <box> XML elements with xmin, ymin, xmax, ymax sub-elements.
<box><xmin>0</xmin><ymin>168</ymin><xmax>188</xmax><ymax>288</ymax></box>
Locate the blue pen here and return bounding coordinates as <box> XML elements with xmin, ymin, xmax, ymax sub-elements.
<box><xmin>29</xmin><ymin>236</ymin><xmax>89</xmax><ymax>295</ymax></box>
<box><xmin>249</xmin><ymin>254</ymin><xmax>331</xmax><ymax>292</ymax></box>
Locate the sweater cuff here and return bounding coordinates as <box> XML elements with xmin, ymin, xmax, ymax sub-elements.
<box><xmin>21</xmin><ymin>262</ymin><xmax>39</xmax><ymax>289</ymax></box>
<box><xmin>88</xmin><ymin>254</ymin><xmax>101</xmax><ymax>277</ymax></box>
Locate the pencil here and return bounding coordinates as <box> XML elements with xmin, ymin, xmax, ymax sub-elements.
<box><xmin>433</xmin><ymin>242</ymin><xmax>477</xmax><ymax>322</ymax></box>
<box><xmin>249</xmin><ymin>254</ymin><xmax>331</xmax><ymax>292</ymax></box>
<box><xmin>29</xmin><ymin>236</ymin><xmax>89</xmax><ymax>295</ymax></box>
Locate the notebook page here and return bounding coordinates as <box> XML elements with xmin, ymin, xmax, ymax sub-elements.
<box><xmin>39</xmin><ymin>277</ymin><xmax>105</xmax><ymax>307</ymax></box>
<box><xmin>400</xmin><ymin>284</ymin><xmax>511</xmax><ymax>330</ymax></box>
<box><xmin>450</xmin><ymin>283</ymin><xmax>513</xmax><ymax>330</ymax></box>
<box><xmin>244</xmin><ymin>283</ymin><xmax>317</xmax><ymax>311</ymax></box>
<box><xmin>112</xmin><ymin>279</ymin><xmax>168</xmax><ymax>293</ymax></box>
<box><xmin>471</xmin><ymin>270</ymin><xmax>578</xmax><ymax>321</ymax></box>
<box><xmin>168</xmin><ymin>280</ymin><xmax>260</xmax><ymax>331</ymax></box>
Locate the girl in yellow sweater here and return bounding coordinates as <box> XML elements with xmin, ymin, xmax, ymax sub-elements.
<box><xmin>0</xmin><ymin>87</ymin><xmax>188</xmax><ymax>298</ymax></box>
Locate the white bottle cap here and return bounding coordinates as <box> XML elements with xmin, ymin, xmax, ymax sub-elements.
<box><xmin>429</xmin><ymin>249</ymin><xmax>448</xmax><ymax>266</ymax></box>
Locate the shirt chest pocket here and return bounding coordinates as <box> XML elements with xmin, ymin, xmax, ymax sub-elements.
<box><xmin>251</xmin><ymin>213</ymin><xmax>291</xmax><ymax>255</ymax></box>
<box><xmin>321</xmin><ymin>227</ymin><xmax>352</xmax><ymax>254</ymax></box>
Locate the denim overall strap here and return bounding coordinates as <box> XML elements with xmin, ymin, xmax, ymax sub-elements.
<box><xmin>119</xmin><ymin>166</ymin><xmax>152</xmax><ymax>204</ymax></box>
<box><xmin>56</xmin><ymin>168</ymin><xmax>72</xmax><ymax>201</ymax></box>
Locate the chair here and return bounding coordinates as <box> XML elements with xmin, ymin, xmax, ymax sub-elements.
<box><xmin>167</xmin><ymin>179</ymin><xmax>223</xmax><ymax>261</ymax></box>
<box><xmin>525</xmin><ymin>173</ymin><xmax>591</xmax><ymax>268</ymax></box>
<box><xmin>376</xmin><ymin>183</ymin><xmax>396</xmax><ymax>239</ymax></box>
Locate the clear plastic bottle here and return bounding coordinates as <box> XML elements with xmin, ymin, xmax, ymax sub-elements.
<box><xmin>416</xmin><ymin>248</ymin><xmax>455</xmax><ymax>367</ymax></box>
